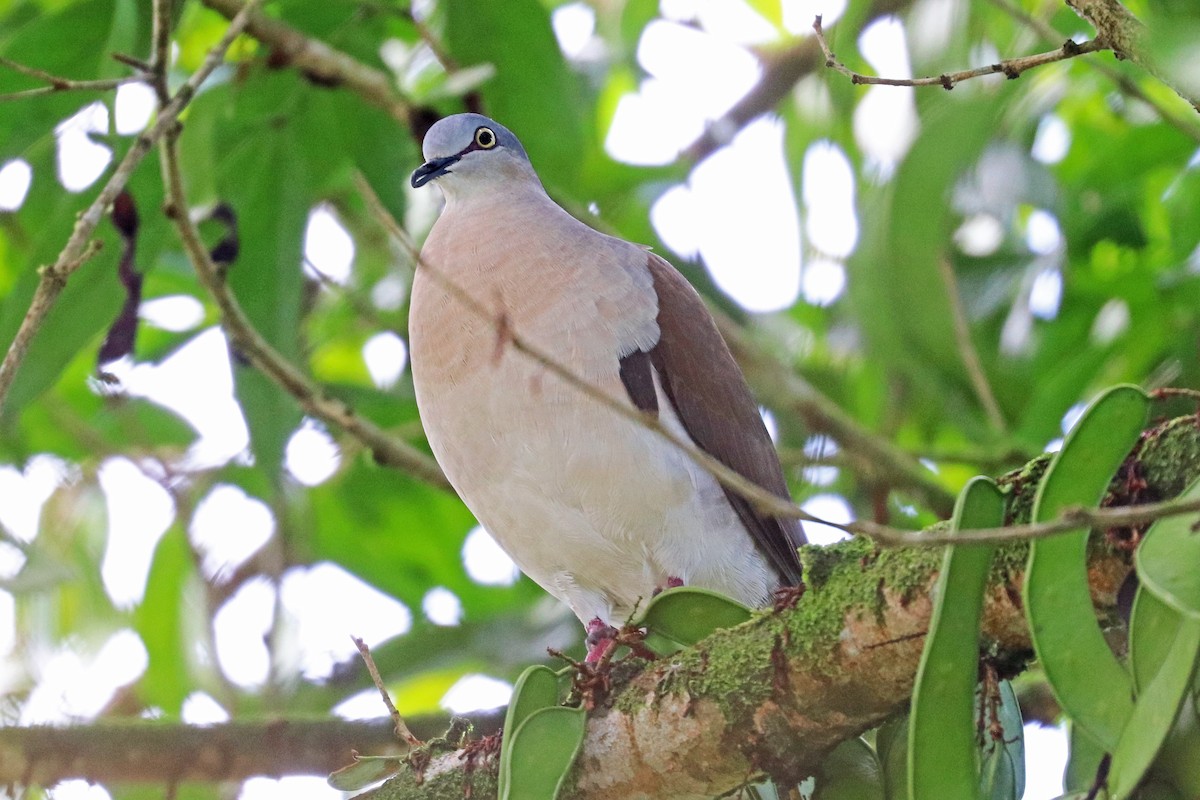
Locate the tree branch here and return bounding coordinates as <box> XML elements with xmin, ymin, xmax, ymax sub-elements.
<box><xmin>0</xmin><ymin>0</ymin><xmax>262</xmax><ymax>413</ymax></box>
<box><xmin>156</xmin><ymin>131</ymin><xmax>450</xmax><ymax>488</ymax></box>
<box><xmin>813</xmin><ymin>14</ymin><xmax>1108</xmax><ymax>89</ymax></box>
<box><xmin>197</xmin><ymin>0</ymin><xmax>414</xmax><ymax>124</ymax></box>
<box><xmin>4</xmin><ymin>416</ymin><xmax>1197</xmax><ymax>792</ymax></box>
<box><xmin>1065</xmin><ymin>0</ymin><xmax>1200</xmax><ymax>112</ymax></box>
<box><xmin>0</xmin><ymin>56</ymin><xmax>146</xmax><ymax>102</ymax></box>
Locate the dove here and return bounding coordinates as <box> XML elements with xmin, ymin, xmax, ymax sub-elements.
<box><xmin>408</xmin><ymin>113</ymin><xmax>804</xmax><ymax>660</ymax></box>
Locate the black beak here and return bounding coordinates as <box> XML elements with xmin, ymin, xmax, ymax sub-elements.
<box><xmin>411</xmin><ymin>155</ymin><xmax>459</xmax><ymax>188</ymax></box>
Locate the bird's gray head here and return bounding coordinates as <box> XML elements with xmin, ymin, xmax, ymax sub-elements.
<box><xmin>411</xmin><ymin>114</ymin><xmax>536</xmax><ymax>194</ymax></box>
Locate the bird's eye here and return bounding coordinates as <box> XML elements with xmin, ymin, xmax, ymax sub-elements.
<box><xmin>474</xmin><ymin>127</ymin><xmax>497</xmax><ymax>149</ymax></box>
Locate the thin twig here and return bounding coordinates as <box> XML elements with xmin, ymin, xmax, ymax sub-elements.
<box><xmin>937</xmin><ymin>256</ymin><xmax>1006</xmax><ymax>433</ymax></box>
<box><xmin>0</xmin><ymin>56</ymin><xmax>146</xmax><ymax>101</ymax></box>
<box><xmin>352</xmin><ymin>636</ymin><xmax>422</xmax><ymax>747</ymax></box>
<box><xmin>150</xmin><ymin>0</ymin><xmax>173</xmax><ymax>103</ymax></box>
<box><xmin>0</xmin><ymin>0</ymin><xmax>262</xmax><ymax>411</ymax></box>
<box><xmin>988</xmin><ymin>0</ymin><xmax>1200</xmax><ymax>143</ymax></box>
<box><xmin>156</xmin><ymin>129</ymin><xmax>449</xmax><ymax>488</ymax></box>
<box><xmin>812</xmin><ymin>14</ymin><xmax>1108</xmax><ymax>89</ymax></box>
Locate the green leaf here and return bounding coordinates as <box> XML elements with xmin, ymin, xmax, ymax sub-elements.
<box><xmin>499</xmin><ymin>706</ymin><xmax>586</xmax><ymax>800</ymax></box>
<box><xmin>909</xmin><ymin>476</ymin><xmax>1005</xmax><ymax>800</ymax></box>
<box><xmin>877</xmin><ymin>714</ymin><xmax>910</xmax><ymax>800</ymax></box>
<box><xmin>635</xmin><ymin>586</ymin><xmax>752</xmax><ymax>649</ymax></box>
<box><xmin>1064</xmin><ymin>722</ymin><xmax>1107</xmax><ymax>794</ymax></box>
<box><xmin>1136</xmin><ymin>475</ymin><xmax>1200</xmax><ymax>620</ymax></box>
<box><xmin>503</xmin><ymin>665</ymin><xmax>562</xmax><ymax>738</ymax></box>
<box><xmin>1025</xmin><ymin>384</ymin><xmax>1149</xmax><ymax>750</ymax></box>
<box><xmin>442</xmin><ymin>0</ymin><xmax>587</xmax><ymax>191</ymax></box>
<box><xmin>327</xmin><ymin>753</ymin><xmax>404</xmax><ymax>791</ymax></box>
<box><xmin>1107</xmin><ymin>617</ymin><xmax>1200</xmax><ymax>799</ymax></box>
<box><xmin>815</xmin><ymin>737</ymin><xmax>885</xmax><ymax>800</ymax></box>
<box><xmin>134</xmin><ymin>527</ymin><xmax>194</xmax><ymax>715</ymax></box>
<box><xmin>1130</xmin><ymin>586</ymin><xmax>1185</xmax><ymax>694</ymax></box>
<box><xmin>979</xmin><ymin>681</ymin><xmax>1025</xmax><ymax>800</ymax></box>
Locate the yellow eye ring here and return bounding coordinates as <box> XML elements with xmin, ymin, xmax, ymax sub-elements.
<box><xmin>474</xmin><ymin>126</ymin><xmax>497</xmax><ymax>149</ymax></box>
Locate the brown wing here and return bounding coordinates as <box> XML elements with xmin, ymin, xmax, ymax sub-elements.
<box><xmin>619</xmin><ymin>253</ymin><xmax>805</xmax><ymax>586</ymax></box>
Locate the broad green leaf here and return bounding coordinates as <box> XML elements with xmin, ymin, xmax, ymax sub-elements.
<box><xmin>1130</xmin><ymin>586</ymin><xmax>1184</xmax><ymax>694</ymax></box>
<box><xmin>327</xmin><ymin>753</ymin><xmax>404</xmax><ymax>791</ymax></box>
<box><xmin>909</xmin><ymin>476</ymin><xmax>1005</xmax><ymax>800</ymax></box>
<box><xmin>978</xmin><ymin>681</ymin><xmax>1025</xmax><ymax>800</ymax></box>
<box><xmin>499</xmin><ymin>706</ymin><xmax>586</xmax><ymax>800</ymax></box>
<box><xmin>1147</xmin><ymin>690</ymin><xmax>1200</xmax><ymax>796</ymax></box>
<box><xmin>443</xmin><ymin>0</ymin><xmax>587</xmax><ymax>191</ymax></box>
<box><xmin>877</xmin><ymin>713</ymin><xmax>909</xmax><ymax>800</ymax></box>
<box><xmin>1025</xmin><ymin>384</ymin><xmax>1149</xmax><ymax>750</ymax></box>
<box><xmin>814</xmin><ymin>737</ymin><xmax>885</xmax><ymax>800</ymax></box>
<box><xmin>1064</xmin><ymin>722</ymin><xmax>1107</xmax><ymax>795</ymax></box>
<box><xmin>504</xmin><ymin>665</ymin><xmax>561</xmax><ymax>739</ymax></box>
<box><xmin>1107</xmin><ymin>618</ymin><xmax>1200</xmax><ymax>799</ymax></box>
<box><xmin>134</xmin><ymin>527</ymin><xmax>194</xmax><ymax>715</ymax></box>
<box><xmin>635</xmin><ymin>586</ymin><xmax>752</xmax><ymax>649</ymax></box>
<box><xmin>1136</xmin><ymin>475</ymin><xmax>1200</xmax><ymax>620</ymax></box>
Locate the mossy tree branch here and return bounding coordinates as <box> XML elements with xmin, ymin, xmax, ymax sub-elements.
<box><xmin>0</xmin><ymin>417</ymin><xmax>1195</xmax><ymax>793</ymax></box>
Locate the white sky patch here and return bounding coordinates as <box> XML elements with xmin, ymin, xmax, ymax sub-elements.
<box><xmin>279</xmin><ymin>562</ymin><xmax>412</xmax><ymax>680</ymax></box>
<box><xmin>853</xmin><ymin>18</ymin><xmax>918</xmax><ymax>177</ymax></box>
<box><xmin>48</xmin><ymin>781</ymin><xmax>114</xmax><ymax>800</ymax></box>
<box><xmin>363</xmin><ymin>331</ymin><xmax>409</xmax><ymax>389</ymax></box>
<box><xmin>802</xmin><ymin>258</ymin><xmax>846</xmax><ymax>307</ymax></box>
<box><xmin>0</xmin><ymin>541</ymin><xmax>25</xmax><ymax>580</ymax></box>
<box><xmin>551</xmin><ymin>3</ymin><xmax>596</xmax><ymax>60</ymax></box>
<box><xmin>21</xmin><ymin>629</ymin><xmax>148</xmax><ymax>723</ymax></box>
<box><xmin>1061</xmin><ymin>401</ymin><xmax>1088</xmax><ymax>436</ymax></box>
<box><xmin>1022</xmin><ymin>724</ymin><xmax>1067</xmax><ymax>799</ymax></box>
<box><xmin>1091</xmin><ymin>298</ymin><xmax>1130</xmax><ymax>345</ymax></box>
<box><xmin>650</xmin><ymin>185</ymin><xmax>699</xmax><ymax>259</ymax></box>
<box><xmin>0</xmin><ymin>591</ymin><xmax>15</xmax><ymax>659</ymax></box>
<box><xmin>441</xmin><ymin>674</ymin><xmax>513</xmax><ymax>713</ymax></box>
<box><xmin>800</xmin><ymin>493</ymin><xmax>853</xmax><ymax>544</ymax></box>
<box><xmin>661</xmin><ymin>0</ymin><xmax>779</xmax><ymax>45</ymax></box>
<box><xmin>783</xmin><ymin>0</ymin><xmax>847</xmax><ymax>33</ymax></box>
<box><xmin>213</xmin><ymin>577</ymin><xmax>275</xmax><ymax>689</ymax></box>
<box><xmin>423</xmin><ymin>586</ymin><xmax>463</xmax><ymax>626</ymax></box>
<box><xmin>139</xmin><ymin>295</ymin><xmax>206</xmax><ymax>332</ymax></box>
<box><xmin>760</xmin><ymin>408</ymin><xmax>779</xmax><ymax>442</ymax></box>
<box><xmin>1029</xmin><ymin>268</ymin><xmax>1063</xmax><ymax>320</ymax></box>
<box><xmin>182</xmin><ymin>691</ymin><xmax>231</xmax><ymax>724</ymax></box>
<box><xmin>285</xmin><ymin>422</ymin><xmax>341</xmax><ymax>487</ymax></box>
<box><xmin>1032</xmin><ymin>114</ymin><xmax>1071</xmax><ymax>164</ymax></box>
<box><xmin>955</xmin><ymin>214</ymin><xmax>1004</xmax><ymax>257</ymax></box>
<box><xmin>98</xmin><ymin>458</ymin><xmax>175</xmax><ymax>608</ymax></box>
<box><xmin>239</xmin><ymin>776</ymin><xmax>342</xmax><ymax>800</ymax></box>
<box><xmin>462</xmin><ymin>526</ymin><xmax>520</xmax><ymax>586</ymax></box>
<box><xmin>190</xmin><ymin>484</ymin><xmax>275</xmax><ymax>581</ymax></box>
<box><xmin>802</xmin><ymin>140</ymin><xmax>858</xmax><ymax>257</ymax></box>
<box><xmin>304</xmin><ymin>206</ymin><xmax>355</xmax><ymax>285</ymax></box>
<box><xmin>1025</xmin><ymin>209</ymin><xmax>1062</xmax><ymax>255</ymax></box>
<box><xmin>687</xmin><ymin>117</ymin><xmax>802</xmax><ymax>312</ymax></box>
<box><xmin>55</xmin><ymin>102</ymin><xmax>112</xmax><ymax>192</ymax></box>
<box><xmin>606</xmin><ymin>21</ymin><xmax>761</xmax><ymax>165</ymax></box>
<box><xmin>0</xmin><ymin>455</ymin><xmax>68</xmax><ymax>543</ymax></box>
<box><xmin>125</xmin><ymin>327</ymin><xmax>249</xmax><ymax>468</ymax></box>
<box><xmin>372</xmin><ymin>274</ymin><xmax>408</xmax><ymax>311</ymax></box>
<box><xmin>114</xmin><ymin>82</ymin><xmax>156</xmax><ymax>135</ymax></box>
<box><xmin>334</xmin><ymin>687</ymin><xmax>390</xmax><ymax>720</ymax></box>
<box><xmin>0</xmin><ymin>159</ymin><xmax>32</xmax><ymax>211</ymax></box>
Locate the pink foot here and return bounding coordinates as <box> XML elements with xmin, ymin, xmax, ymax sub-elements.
<box><xmin>584</xmin><ymin>617</ymin><xmax>617</xmax><ymax>663</ymax></box>
<box><xmin>652</xmin><ymin>576</ymin><xmax>685</xmax><ymax>597</ymax></box>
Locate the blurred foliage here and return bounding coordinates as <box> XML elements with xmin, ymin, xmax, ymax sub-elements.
<box><xmin>1</xmin><ymin>0</ymin><xmax>1199</xmax><ymax>797</ymax></box>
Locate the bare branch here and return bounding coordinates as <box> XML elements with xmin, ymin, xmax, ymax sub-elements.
<box><xmin>198</xmin><ymin>0</ymin><xmax>414</xmax><ymax>124</ymax></box>
<box><xmin>156</xmin><ymin>131</ymin><xmax>449</xmax><ymax>488</ymax></box>
<box><xmin>0</xmin><ymin>56</ymin><xmax>146</xmax><ymax>102</ymax></box>
<box><xmin>0</xmin><ymin>0</ymin><xmax>263</xmax><ymax>411</ymax></box>
<box><xmin>936</xmin><ymin>256</ymin><xmax>1006</xmax><ymax>434</ymax></box>
<box><xmin>353</xmin><ymin>636</ymin><xmax>422</xmax><ymax>748</ymax></box>
<box><xmin>813</xmin><ymin>14</ymin><xmax>1107</xmax><ymax>89</ymax></box>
